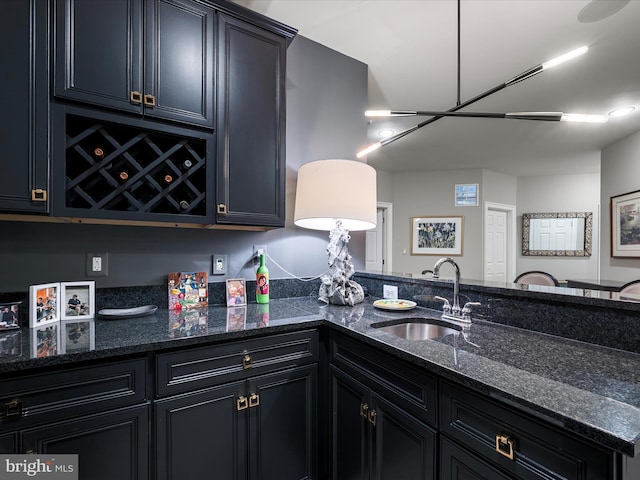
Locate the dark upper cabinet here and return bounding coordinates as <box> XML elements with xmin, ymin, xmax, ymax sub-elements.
<box><xmin>215</xmin><ymin>13</ymin><xmax>287</xmax><ymax>228</ymax></box>
<box><xmin>0</xmin><ymin>0</ymin><xmax>49</xmax><ymax>213</ymax></box>
<box><xmin>54</xmin><ymin>0</ymin><xmax>214</xmax><ymax>128</ymax></box>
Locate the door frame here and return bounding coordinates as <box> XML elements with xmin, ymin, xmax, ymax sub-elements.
<box><xmin>483</xmin><ymin>202</ymin><xmax>516</xmax><ymax>282</ymax></box>
<box><xmin>365</xmin><ymin>202</ymin><xmax>393</xmax><ymax>273</ymax></box>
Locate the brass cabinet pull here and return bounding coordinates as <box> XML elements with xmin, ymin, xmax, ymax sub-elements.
<box><xmin>237</xmin><ymin>396</ymin><xmax>248</xmax><ymax>411</ymax></box>
<box><xmin>360</xmin><ymin>403</ymin><xmax>369</xmax><ymax>418</ymax></box>
<box><xmin>130</xmin><ymin>90</ymin><xmax>143</xmax><ymax>104</ymax></box>
<box><xmin>495</xmin><ymin>434</ymin><xmax>515</xmax><ymax>460</ymax></box>
<box><xmin>143</xmin><ymin>94</ymin><xmax>156</xmax><ymax>107</ymax></box>
<box><xmin>31</xmin><ymin>189</ymin><xmax>47</xmax><ymax>202</ymax></box>
<box><xmin>217</xmin><ymin>204</ymin><xmax>227</xmax><ymax>214</ymax></box>
<box><xmin>249</xmin><ymin>393</ymin><xmax>260</xmax><ymax>408</ymax></box>
<box><xmin>368</xmin><ymin>409</ymin><xmax>377</xmax><ymax>427</ymax></box>
<box><xmin>26</xmin><ymin>450</ymin><xmax>36</xmax><ymax>455</ymax></box>
<box><xmin>242</xmin><ymin>354</ymin><xmax>252</xmax><ymax>369</ymax></box>
<box><xmin>4</xmin><ymin>399</ymin><xmax>23</xmax><ymax>418</ymax></box>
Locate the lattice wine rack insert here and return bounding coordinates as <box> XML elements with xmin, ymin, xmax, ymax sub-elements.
<box><xmin>65</xmin><ymin>115</ymin><xmax>207</xmax><ymax>217</ymax></box>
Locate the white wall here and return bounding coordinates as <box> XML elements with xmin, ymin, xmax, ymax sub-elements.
<box><xmin>389</xmin><ymin>169</ymin><xmax>485</xmax><ymax>279</ymax></box>
<box><xmin>601</xmin><ymin>130</ymin><xmax>640</xmax><ymax>282</ymax></box>
<box><xmin>517</xmin><ymin>173</ymin><xmax>600</xmax><ymax>281</ymax></box>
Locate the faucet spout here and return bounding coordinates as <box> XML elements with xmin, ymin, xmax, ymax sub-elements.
<box><xmin>432</xmin><ymin>257</ymin><xmax>461</xmax><ymax>315</ymax></box>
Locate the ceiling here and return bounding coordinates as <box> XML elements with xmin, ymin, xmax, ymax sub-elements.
<box><xmin>233</xmin><ymin>0</ymin><xmax>640</xmax><ymax>177</ymax></box>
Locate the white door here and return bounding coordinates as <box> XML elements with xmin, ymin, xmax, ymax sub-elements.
<box><xmin>485</xmin><ymin>210</ymin><xmax>508</xmax><ymax>281</ymax></box>
<box><xmin>365</xmin><ymin>209</ymin><xmax>384</xmax><ymax>271</ymax></box>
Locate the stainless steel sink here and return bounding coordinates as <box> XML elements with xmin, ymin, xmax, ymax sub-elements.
<box><xmin>372</xmin><ymin>318</ymin><xmax>460</xmax><ymax>340</ymax></box>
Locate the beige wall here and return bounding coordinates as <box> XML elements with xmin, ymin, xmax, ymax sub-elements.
<box><xmin>517</xmin><ymin>172</ymin><xmax>601</xmax><ymax>281</ymax></box>
<box><xmin>601</xmin><ymin>129</ymin><xmax>640</xmax><ymax>282</ymax></box>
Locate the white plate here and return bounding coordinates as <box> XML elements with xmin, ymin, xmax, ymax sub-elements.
<box><xmin>98</xmin><ymin>305</ymin><xmax>158</xmax><ymax>319</ymax></box>
<box><xmin>373</xmin><ymin>299</ymin><xmax>417</xmax><ymax>311</ymax></box>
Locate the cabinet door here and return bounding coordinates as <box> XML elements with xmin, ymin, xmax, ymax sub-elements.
<box><xmin>0</xmin><ymin>432</ymin><xmax>17</xmax><ymax>453</ymax></box>
<box><xmin>0</xmin><ymin>0</ymin><xmax>49</xmax><ymax>213</ymax></box>
<box><xmin>440</xmin><ymin>436</ymin><xmax>513</xmax><ymax>480</ymax></box>
<box><xmin>155</xmin><ymin>381</ymin><xmax>247</xmax><ymax>480</ymax></box>
<box><xmin>372</xmin><ymin>392</ymin><xmax>437</xmax><ymax>480</ymax></box>
<box><xmin>144</xmin><ymin>0</ymin><xmax>215</xmax><ymax>127</ymax></box>
<box><xmin>216</xmin><ymin>13</ymin><xmax>286</xmax><ymax>228</ymax></box>
<box><xmin>248</xmin><ymin>365</ymin><xmax>318</xmax><ymax>480</ymax></box>
<box><xmin>55</xmin><ymin>0</ymin><xmax>144</xmax><ymax>114</ymax></box>
<box><xmin>331</xmin><ymin>367</ymin><xmax>369</xmax><ymax>480</ymax></box>
<box><xmin>22</xmin><ymin>405</ymin><xmax>150</xmax><ymax>480</ymax></box>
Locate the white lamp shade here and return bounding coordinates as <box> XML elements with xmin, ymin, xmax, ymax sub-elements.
<box><xmin>294</xmin><ymin>159</ymin><xmax>377</xmax><ymax>231</ymax></box>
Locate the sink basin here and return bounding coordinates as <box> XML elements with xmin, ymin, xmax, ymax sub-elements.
<box><xmin>372</xmin><ymin>318</ymin><xmax>460</xmax><ymax>340</ymax></box>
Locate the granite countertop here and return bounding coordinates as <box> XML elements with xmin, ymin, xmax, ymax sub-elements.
<box><xmin>1</xmin><ymin>295</ymin><xmax>639</xmax><ymax>457</ymax></box>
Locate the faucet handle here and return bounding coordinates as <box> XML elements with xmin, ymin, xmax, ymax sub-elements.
<box><xmin>434</xmin><ymin>296</ymin><xmax>451</xmax><ymax>314</ymax></box>
<box><xmin>462</xmin><ymin>301</ymin><xmax>481</xmax><ymax>315</ymax></box>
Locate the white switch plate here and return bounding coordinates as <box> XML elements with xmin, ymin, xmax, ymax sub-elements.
<box><xmin>383</xmin><ymin>285</ymin><xmax>398</xmax><ymax>299</ymax></box>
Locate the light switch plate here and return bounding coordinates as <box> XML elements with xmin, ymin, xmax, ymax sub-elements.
<box><xmin>213</xmin><ymin>254</ymin><xmax>227</xmax><ymax>275</ymax></box>
<box><xmin>383</xmin><ymin>285</ymin><xmax>398</xmax><ymax>299</ymax></box>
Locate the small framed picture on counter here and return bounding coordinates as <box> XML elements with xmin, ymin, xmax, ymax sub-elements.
<box><xmin>29</xmin><ymin>282</ymin><xmax>60</xmax><ymax>327</ymax></box>
<box><xmin>61</xmin><ymin>281</ymin><xmax>95</xmax><ymax>319</ymax></box>
<box><xmin>226</xmin><ymin>279</ymin><xmax>247</xmax><ymax>306</ymax></box>
<box><xmin>0</xmin><ymin>300</ymin><xmax>22</xmax><ymax>331</ymax></box>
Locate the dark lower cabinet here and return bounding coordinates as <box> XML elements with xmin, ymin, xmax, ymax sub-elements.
<box><xmin>22</xmin><ymin>405</ymin><xmax>150</xmax><ymax>480</ymax></box>
<box><xmin>0</xmin><ymin>0</ymin><xmax>49</xmax><ymax>213</ymax></box>
<box><xmin>331</xmin><ymin>367</ymin><xmax>436</xmax><ymax>480</ymax></box>
<box><xmin>155</xmin><ymin>364</ymin><xmax>318</xmax><ymax>480</ymax></box>
<box><xmin>440</xmin><ymin>436</ymin><xmax>512</xmax><ymax>480</ymax></box>
<box><xmin>155</xmin><ymin>381</ymin><xmax>247</xmax><ymax>480</ymax></box>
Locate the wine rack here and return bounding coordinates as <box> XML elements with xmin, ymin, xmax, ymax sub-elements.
<box><xmin>64</xmin><ymin>115</ymin><xmax>207</xmax><ymax>218</ymax></box>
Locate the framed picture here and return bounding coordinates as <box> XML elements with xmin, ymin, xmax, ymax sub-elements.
<box><xmin>29</xmin><ymin>282</ymin><xmax>61</xmax><ymax>327</ymax></box>
<box><xmin>411</xmin><ymin>216</ymin><xmax>464</xmax><ymax>256</ymax></box>
<box><xmin>168</xmin><ymin>272</ymin><xmax>208</xmax><ymax>311</ymax></box>
<box><xmin>61</xmin><ymin>281</ymin><xmax>95</xmax><ymax>319</ymax></box>
<box><xmin>60</xmin><ymin>319</ymin><xmax>95</xmax><ymax>353</ymax></box>
<box><xmin>0</xmin><ymin>300</ymin><xmax>22</xmax><ymax>331</ymax></box>
<box><xmin>30</xmin><ymin>323</ymin><xmax>60</xmax><ymax>358</ymax></box>
<box><xmin>226</xmin><ymin>306</ymin><xmax>247</xmax><ymax>332</ymax></box>
<box><xmin>226</xmin><ymin>279</ymin><xmax>247</xmax><ymax>306</ymax></box>
<box><xmin>455</xmin><ymin>184</ymin><xmax>479</xmax><ymax>206</ymax></box>
<box><xmin>611</xmin><ymin>189</ymin><xmax>640</xmax><ymax>257</ymax></box>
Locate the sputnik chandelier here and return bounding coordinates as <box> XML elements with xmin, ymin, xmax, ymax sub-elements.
<box><xmin>357</xmin><ymin>1</ymin><xmax>609</xmax><ymax>159</ymax></box>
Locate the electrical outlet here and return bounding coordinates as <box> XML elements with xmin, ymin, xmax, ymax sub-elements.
<box><xmin>383</xmin><ymin>285</ymin><xmax>398</xmax><ymax>299</ymax></box>
<box><xmin>86</xmin><ymin>252</ymin><xmax>109</xmax><ymax>277</ymax></box>
<box><xmin>213</xmin><ymin>254</ymin><xmax>227</xmax><ymax>275</ymax></box>
<box><xmin>253</xmin><ymin>245</ymin><xmax>267</xmax><ymax>260</ymax></box>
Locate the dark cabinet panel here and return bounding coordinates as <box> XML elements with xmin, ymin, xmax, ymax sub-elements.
<box><xmin>216</xmin><ymin>13</ymin><xmax>286</xmax><ymax>227</ymax></box>
<box><xmin>0</xmin><ymin>0</ymin><xmax>49</xmax><ymax>213</ymax></box>
<box><xmin>372</xmin><ymin>392</ymin><xmax>436</xmax><ymax>480</ymax></box>
<box><xmin>54</xmin><ymin>0</ymin><xmax>143</xmax><ymax>115</ymax></box>
<box><xmin>331</xmin><ymin>366</ymin><xmax>436</xmax><ymax>480</ymax></box>
<box><xmin>155</xmin><ymin>381</ymin><xmax>247</xmax><ymax>480</ymax></box>
<box><xmin>440</xmin><ymin>380</ymin><xmax>614</xmax><ymax>480</ymax></box>
<box><xmin>144</xmin><ymin>0</ymin><xmax>215</xmax><ymax>126</ymax></box>
<box><xmin>22</xmin><ymin>405</ymin><xmax>150</xmax><ymax>480</ymax></box>
<box><xmin>331</xmin><ymin>367</ymin><xmax>369</xmax><ymax>480</ymax></box>
<box><xmin>440</xmin><ymin>436</ymin><xmax>513</xmax><ymax>480</ymax></box>
<box><xmin>248</xmin><ymin>365</ymin><xmax>318</xmax><ymax>480</ymax></box>
<box><xmin>55</xmin><ymin>0</ymin><xmax>214</xmax><ymax>128</ymax></box>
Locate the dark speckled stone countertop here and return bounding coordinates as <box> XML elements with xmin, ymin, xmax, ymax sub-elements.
<box><xmin>1</xmin><ymin>295</ymin><xmax>639</xmax><ymax>457</ymax></box>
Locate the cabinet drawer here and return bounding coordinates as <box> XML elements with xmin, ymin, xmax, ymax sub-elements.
<box><xmin>440</xmin><ymin>381</ymin><xmax>614</xmax><ymax>480</ymax></box>
<box><xmin>0</xmin><ymin>358</ymin><xmax>148</xmax><ymax>431</ymax></box>
<box><xmin>330</xmin><ymin>332</ymin><xmax>437</xmax><ymax>426</ymax></box>
<box><xmin>156</xmin><ymin>330</ymin><xmax>318</xmax><ymax>397</ymax></box>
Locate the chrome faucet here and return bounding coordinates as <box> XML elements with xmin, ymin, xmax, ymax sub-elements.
<box><xmin>431</xmin><ymin>257</ymin><xmax>480</xmax><ymax>324</ymax></box>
